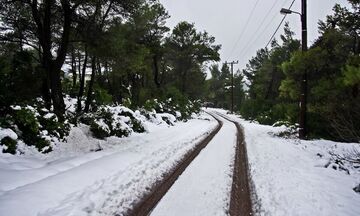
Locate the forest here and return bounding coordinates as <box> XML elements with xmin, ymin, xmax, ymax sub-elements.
<box><xmin>0</xmin><ymin>0</ymin><xmax>222</xmax><ymax>153</ymax></box>
<box><xmin>0</xmin><ymin>0</ymin><xmax>359</xmax><ymax>156</ymax></box>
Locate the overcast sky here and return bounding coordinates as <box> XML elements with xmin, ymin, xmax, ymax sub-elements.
<box><xmin>159</xmin><ymin>0</ymin><xmax>350</xmax><ymax>72</ymax></box>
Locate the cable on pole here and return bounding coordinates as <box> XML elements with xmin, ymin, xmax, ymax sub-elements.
<box><xmin>265</xmin><ymin>0</ymin><xmax>296</xmax><ymax>48</ymax></box>
<box><xmin>237</xmin><ymin>0</ymin><xmax>290</xmax><ymax>59</ymax></box>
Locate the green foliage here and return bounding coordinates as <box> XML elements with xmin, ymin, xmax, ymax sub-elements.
<box><xmin>112</xmin><ymin>123</ymin><xmax>131</xmax><ymax>138</ymax></box>
<box><xmin>13</xmin><ymin>108</ymin><xmax>40</xmax><ymax>145</ymax></box>
<box><xmin>131</xmin><ymin>118</ymin><xmax>146</xmax><ymax>133</ymax></box>
<box><xmin>343</xmin><ymin>65</ymin><xmax>360</xmax><ymax>86</ymax></box>
<box><xmin>306</xmin><ymin>111</ymin><xmax>333</xmax><ymax>140</ymax></box>
<box><xmin>238</xmin><ymin>2</ymin><xmax>360</xmax><ymax>141</ymax></box>
<box><xmin>122</xmin><ymin>98</ymin><xmax>132</xmax><ymax>108</ymax></box>
<box><xmin>0</xmin><ymin>50</ymin><xmax>42</xmax><ymax>113</ymax></box>
<box><xmin>142</xmin><ymin>92</ymin><xmax>200</xmax><ymax>122</ymax></box>
<box><xmin>1</xmin><ymin>137</ymin><xmax>17</xmax><ymax>154</ymax></box>
<box><xmin>342</xmin><ymin>56</ymin><xmax>360</xmax><ymax>86</ymax></box>
<box><xmin>37</xmin><ymin>114</ymin><xmax>70</xmax><ymax>139</ymax></box>
<box><xmin>4</xmin><ymin>103</ymin><xmax>70</xmax><ymax>153</ymax></box>
<box><xmin>164</xmin><ymin>21</ymin><xmax>221</xmax><ymax>99</ymax></box>
<box><xmin>12</xmin><ymin>108</ymin><xmax>53</xmax><ymax>152</ymax></box>
<box><xmin>144</xmin><ymin>99</ymin><xmax>162</xmax><ymax>112</ymax></box>
<box><xmin>206</xmin><ymin>64</ymin><xmax>233</xmax><ymax>109</ymax></box>
<box><xmin>62</xmin><ymin>77</ymin><xmax>79</xmax><ymax>97</ymax></box>
<box><xmin>90</xmin><ymin>120</ymin><xmax>111</xmax><ymax>139</ymax></box>
<box><xmin>89</xmin><ymin>106</ymin><xmax>144</xmax><ymax>139</ymax></box>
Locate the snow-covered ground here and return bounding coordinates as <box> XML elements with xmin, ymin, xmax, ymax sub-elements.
<box><xmin>0</xmin><ymin>112</ymin><xmax>217</xmax><ymax>216</ymax></box>
<box><xmin>1</xmin><ymin>107</ymin><xmax>359</xmax><ymax>216</ymax></box>
<box><xmin>212</xmin><ymin>109</ymin><xmax>360</xmax><ymax>216</ymax></box>
<box><xmin>151</xmin><ymin>113</ymin><xmax>237</xmax><ymax>216</ymax></box>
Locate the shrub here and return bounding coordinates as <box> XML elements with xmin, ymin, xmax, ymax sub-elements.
<box><xmin>12</xmin><ymin>108</ymin><xmax>40</xmax><ymax>145</ymax></box>
<box><xmin>88</xmin><ymin>106</ymin><xmax>145</xmax><ymax>139</ymax></box>
<box><xmin>1</xmin><ymin>136</ymin><xmax>17</xmax><ymax>154</ymax></box>
<box><xmin>93</xmin><ymin>85</ymin><xmax>113</xmax><ymax>105</ymax></box>
<box><xmin>112</xmin><ymin>123</ymin><xmax>131</xmax><ymax>137</ymax></box>
<box><xmin>90</xmin><ymin>120</ymin><xmax>111</xmax><ymax>139</ymax></box>
<box><xmin>131</xmin><ymin>118</ymin><xmax>145</xmax><ymax>133</ymax></box>
<box><xmin>7</xmin><ymin>105</ymin><xmax>69</xmax><ymax>153</ymax></box>
<box><xmin>36</xmin><ymin>138</ymin><xmax>52</xmax><ymax>153</ymax></box>
<box><xmin>38</xmin><ymin>112</ymin><xmax>70</xmax><ymax>139</ymax></box>
<box><xmin>144</xmin><ymin>99</ymin><xmax>162</xmax><ymax>112</ymax></box>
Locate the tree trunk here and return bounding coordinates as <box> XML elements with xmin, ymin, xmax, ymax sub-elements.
<box><xmin>71</xmin><ymin>47</ymin><xmax>77</xmax><ymax>88</ymax></box>
<box><xmin>84</xmin><ymin>56</ymin><xmax>96</xmax><ymax>112</ymax></box>
<box><xmin>29</xmin><ymin>0</ymin><xmax>72</xmax><ymax>121</ymax></box>
<box><xmin>41</xmin><ymin>75</ymin><xmax>51</xmax><ymax>110</ymax></box>
<box><xmin>265</xmin><ymin>68</ymin><xmax>275</xmax><ymax>100</ymax></box>
<box><xmin>152</xmin><ymin>55</ymin><xmax>161</xmax><ymax>88</ymax></box>
<box><xmin>104</xmin><ymin>61</ymin><xmax>114</xmax><ymax>98</ymax></box>
<box><xmin>78</xmin><ymin>50</ymin><xmax>82</xmax><ymax>82</ymax></box>
<box><xmin>77</xmin><ymin>45</ymin><xmax>88</xmax><ymax>113</ymax></box>
<box><xmin>50</xmin><ymin>64</ymin><xmax>66</xmax><ymax>121</ymax></box>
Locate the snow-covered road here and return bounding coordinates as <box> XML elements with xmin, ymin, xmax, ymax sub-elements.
<box><xmin>0</xmin><ymin>114</ymin><xmax>218</xmax><ymax>216</ymax></box>
<box><xmin>2</xmin><ymin>109</ymin><xmax>359</xmax><ymax>216</ymax></box>
<box><xmin>150</xmin><ymin>113</ymin><xmax>237</xmax><ymax>216</ymax></box>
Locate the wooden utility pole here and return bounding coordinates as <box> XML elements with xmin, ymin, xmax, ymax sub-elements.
<box><xmin>299</xmin><ymin>0</ymin><xmax>307</xmax><ymax>139</ymax></box>
<box><xmin>225</xmin><ymin>61</ymin><xmax>239</xmax><ymax>114</ymax></box>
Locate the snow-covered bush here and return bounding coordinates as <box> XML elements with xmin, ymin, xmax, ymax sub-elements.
<box><xmin>88</xmin><ymin>106</ymin><xmax>145</xmax><ymax>139</ymax></box>
<box><xmin>0</xmin><ymin>103</ymin><xmax>70</xmax><ymax>154</ymax></box>
<box><xmin>271</xmin><ymin>121</ymin><xmax>299</xmax><ymax>139</ymax></box>
<box><xmin>143</xmin><ymin>98</ymin><xmax>201</xmax><ymax>121</ymax></box>
<box><xmin>1</xmin><ymin>136</ymin><xmax>17</xmax><ymax>154</ymax></box>
<box><xmin>37</xmin><ymin>108</ymin><xmax>70</xmax><ymax>140</ymax></box>
<box><xmin>90</xmin><ymin>119</ymin><xmax>111</xmax><ymax>139</ymax></box>
<box><xmin>0</xmin><ymin>128</ymin><xmax>18</xmax><ymax>154</ymax></box>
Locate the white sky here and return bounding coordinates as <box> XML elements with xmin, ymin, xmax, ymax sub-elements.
<box><xmin>159</xmin><ymin>0</ymin><xmax>350</xmax><ymax>72</ymax></box>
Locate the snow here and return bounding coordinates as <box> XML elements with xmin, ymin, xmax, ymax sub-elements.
<box><xmin>94</xmin><ymin>118</ymin><xmax>111</xmax><ymax>133</ymax></box>
<box><xmin>0</xmin><ymin>128</ymin><xmax>18</xmax><ymax>140</ymax></box>
<box><xmin>151</xmin><ymin>113</ymin><xmax>237</xmax><ymax>216</ymax></box>
<box><xmin>215</xmin><ymin>109</ymin><xmax>360</xmax><ymax>216</ymax></box>
<box><xmin>0</xmin><ymin>112</ymin><xmax>217</xmax><ymax>216</ymax></box>
<box><xmin>1</xmin><ymin>106</ymin><xmax>359</xmax><ymax>215</ymax></box>
<box><xmin>10</xmin><ymin>105</ymin><xmax>21</xmax><ymax>110</ymax></box>
<box><xmin>43</xmin><ymin>113</ymin><xmax>56</xmax><ymax>120</ymax></box>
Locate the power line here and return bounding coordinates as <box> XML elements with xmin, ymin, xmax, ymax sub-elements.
<box><xmin>265</xmin><ymin>0</ymin><xmax>296</xmax><ymax>48</ymax></box>
<box><xmin>227</xmin><ymin>0</ymin><xmax>261</xmax><ymax>58</ymax></box>
<box><xmin>237</xmin><ymin>0</ymin><xmax>290</xmax><ymax>59</ymax></box>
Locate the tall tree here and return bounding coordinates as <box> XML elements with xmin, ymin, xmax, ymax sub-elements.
<box><xmin>0</xmin><ymin>0</ymin><xmax>139</xmax><ymax>119</ymax></box>
<box><xmin>164</xmin><ymin>21</ymin><xmax>220</xmax><ymax>98</ymax></box>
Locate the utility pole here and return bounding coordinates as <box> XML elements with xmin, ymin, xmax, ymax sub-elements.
<box><xmin>280</xmin><ymin>0</ymin><xmax>308</xmax><ymax>139</ymax></box>
<box><xmin>225</xmin><ymin>60</ymin><xmax>238</xmax><ymax>114</ymax></box>
<box><xmin>299</xmin><ymin>0</ymin><xmax>307</xmax><ymax>139</ymax></box>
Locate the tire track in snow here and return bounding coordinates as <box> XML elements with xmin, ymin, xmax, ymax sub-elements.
<box><xmin>215</xmin><ymin>111</ymin><xmax>253</xmax><ymax>216</ymax></box>
<box><xmin>127</xmin><ymin>112</ymin><xmax>223</xmax><ymax>216</ymax></box>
